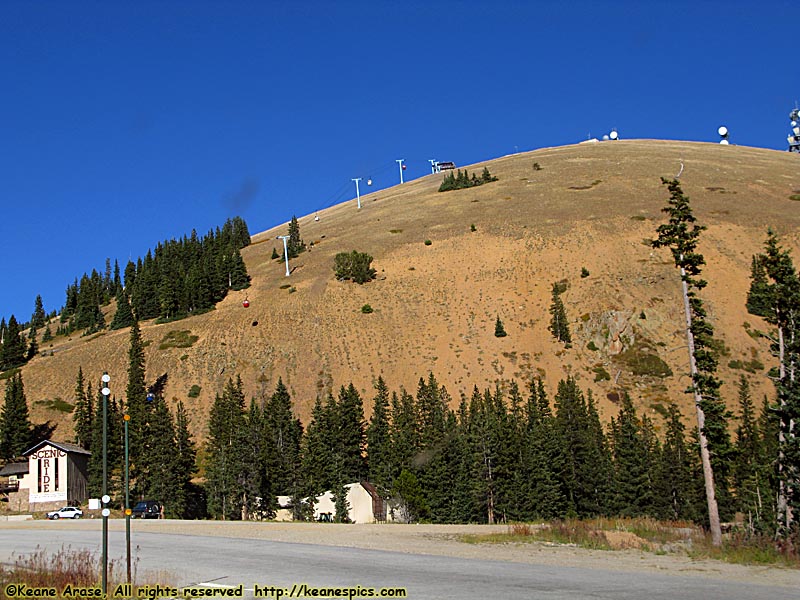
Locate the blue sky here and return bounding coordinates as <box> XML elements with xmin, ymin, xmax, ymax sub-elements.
<box><xmin>1</xmin><ymin>0</ymin><xmax>796</xmax><ymax>323</ymax></box>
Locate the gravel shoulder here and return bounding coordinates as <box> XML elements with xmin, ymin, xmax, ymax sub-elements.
<box><xmin>2</xmin><ymin>519</ymin><xmax>798</xmax><ymax>589</ymax></box>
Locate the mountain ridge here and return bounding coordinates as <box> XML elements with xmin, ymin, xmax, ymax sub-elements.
<box><xmin>15</xmin><ymin>139</ymin><xmax>800</xmax><ymax>442</ymax></box>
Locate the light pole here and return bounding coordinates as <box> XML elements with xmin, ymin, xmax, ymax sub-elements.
<box><xmin>123</xmin><ymin>411</ymin><xmax>131</xmax><ymax>583</ymax></box>
<box><xmin>352</xmin><ymin>178</ymin><xmax>362</xmax><ymax>209</ymax></box>
<box><xmin>277</xmin><ymin>235</ymin><xmax>291</xmax><ymax>276</ymax></box>
<box><xmin>396</xmin><ymin>159</ymin><xmax>405</xmax><ymax>184</ymax></box>
<box><xmin>100</xmin><ymin>373</ymin><xmax>111</xmax><ymax>596</ymax></box>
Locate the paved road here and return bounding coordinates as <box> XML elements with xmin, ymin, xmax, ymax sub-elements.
<box><xmin>0</xmin><ymin>524</ymin><xmax>796</xmax><ymax>600</ymax></box>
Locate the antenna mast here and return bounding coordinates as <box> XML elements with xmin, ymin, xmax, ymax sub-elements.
<box><xmin>788</xmin><ymin>107</ymin><xmax>800</xmax><ymax>152</ymax></box>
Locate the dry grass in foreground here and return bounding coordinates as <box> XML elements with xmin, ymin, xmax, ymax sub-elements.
<box><xmin>461</xmin><ymin>518</ymin><xmax>800</xmax><ymax>568</ymax></box>
<box><xmin>0</xmin><ymin>546</ymin><xmax>169</xmax><ymax>599</ymax></box>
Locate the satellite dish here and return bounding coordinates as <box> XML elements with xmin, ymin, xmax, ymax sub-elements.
<box><xmin>609</xmin><ymin>130</ymin><xmax>618</xmax><ymax>140</ymax></box>
<box><xmin>718</xmin><ymin>126</ymin><xmax>728</xmax><ymax>137</ymax></box>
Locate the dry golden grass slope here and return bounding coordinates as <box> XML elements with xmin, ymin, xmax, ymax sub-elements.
<box><xmin>18</xmin><ymin>140</ymin><xmax>800</xmax><ymax>441</ymax></box>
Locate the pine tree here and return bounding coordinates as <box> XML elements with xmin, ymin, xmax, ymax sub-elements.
<box><xmin>286</xmin><ymin>216</ymin><xmax>304</xmax><ymax>259</ymax></box>
<box><xmin>72</xmin><ymin>367</ymin><xmax>93</xmax><ymax>450</ymax></box>
<box><xmin>548</xmin><ymin>284</ymin><xmax>571</xmax><ymax>347</ymax></box>
<box><xmin>494</xmin><ymin>316</ymin><xmax>507</xmax><ymax>338</ymax></box>
<box><xmin>553</xmin><ymin>377</ymin><xmax>612</xmax><ymax>516</ymax></box>
<box><xmin>652</xmin><ymin>177</ymin><xmax>733</xmax><ymax>545</ymax></box>
<box><xmin>0</xmin><ymin>373</ymin><xmax>33</xmax><ymax>460</ymax></box>
<box><xmin>173</xmin><ymin>400</ymin><xmax>197</xmax><ymax>518</ymax></box>
<box><xmin>124</xmin><ymin>321</ymin><xmax>150</xmax><ymax>497</ymax></box>
<box><xmin>205</xmin><ymin>377</ymin><xmax>248</xmax><ymax>520</ymax></box>
<box><xmin>746</xmin><ymin>254</ymin><xmax>772</xmax><ymax>317</ymax></box>
<box><xmin>654</xmin><ymin>404</ymin><xmax>700</xmax><ymax>521</ymax></box>
<box><xmin>333</xmin><ymin>481</ymin><xmax>351</xmax><ymax>523</ymax></box>
<box><xmin>263</xmin><ymin>379</ymin><xmax>303</xmax><ymax>496</ymax></box>
<box><xmin>610</xmin><ymin>394</ymin><xmax>654</xmax><ymax>516</ymax></box>
<box><xmin>754</xmin><ymin>230</ymin><xmax>800</xmax><ymax>535</ymax></box>
<box><xmin>31</xmin><ymin>295</ymin><xmax>46</xmax><ymax>330</ymax></box>
<box><xmin>366</xmin><ymin>377</ymin><xmax>393</xmax><ymax>490</ymax></box>
<box><xmin>110</xmin><ymin>289</ymin><xmax>135</xmax><ymax>330</ymax></box>
<box><xmin>145</xmin><ymin>395</ymin><xmax>177</xmax><ymax>516</ymax></box>
<box><xmin>0</xmin><ymin>315</ymin><xmax>27</xmax><ymax>371</ymax></box>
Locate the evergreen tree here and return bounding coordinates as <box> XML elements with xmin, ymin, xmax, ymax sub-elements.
<box><xmin>553</xmin><ymin>377</ymin><xmax>612</xmax><ymax>516</ymax></box>
<box><xmin>652</xmin><ymin>177</ymin><xmax>733</xmax><ymax>545</ymax></box>
<box><xmin>110</xmin><ymin>289</ymin><xmax>135</xmax><ymax>330</ymax></box>
<box><xmin>746</xmin><ymin>254</ymin><xmax>772</xmax><ymax>317</ymax></box>
<box><xmin>366</xmin><ymin>377</ymin><xmax>393</xmax><ymax>490</ymax></box>
<box><xmin>0</xmin><ymin>373</ymin><xmax>33</xmax><ymax>460</ymax></box>
<box><xmin>610</xmin><ymin>394</ymin><xmax>653</xmax><ymax>516</ymax></box>
<box><xmin>754</xmin><ymin>230</ymin><xmax>800</xmax><ymax>534</ymax></box>
<box><xmin>263</xmin><ymin>379</ymin><xmax>304</xmax><ymax>497</ymax></box>
<box><xmin>0</xmin><ymin>315</ymin><xmax>27</xmax><ymax>371</ymax></box>
<box><xmin>333</xmin><ymin>481</ymin><xmax>351</xmax><ymax>523</ymax></box>
<box><xmin>391</xmin><ymin>468</ymin><xmax>428</xmax><ymax>522</ymax></box>
<box><xmin>205</xmin><ymin>377</ymin><xmax>248</xmax><ymax>520</ymax></box>
<box><xmin>548</xmin><ymin>284</ymin><xmax>572</xmax><ymax>347</ymax></box>
<box><xmin>731</xmin><ymin>376</ymin><xmax>768</xmax><ymax>526</ymax></box>
<box><xmin>494</xmin><ymin>316</ymin><xmax>507</xmax><ymax>338</ymax></box>
<box><xmin>31</xmin><ymin>295</ymin><xmax>46</xmax><ymax>330</ymax></box>
<box><xmin>336</xmin><ymin>383</ymin><xmax>367</xmax><ymax>483</ymax></box>
<box><xmin>41</xmin><ymin>324</ymin><xmax>52</xmax><ymax>343</ymax></box>
<box><xmin>654</xmin><ymin>404</ymin><xmax>701</xmax><ymax>521</ymax></box>
<box><xmin>523</xmin><ymin>378</ymin><xmax>565</xmax><ymax>519</ymax></box>
<box><xmin>286</xmin><ymin>216</ymin><xmax>304</xmax><ymax>259</ymax></box>
<box><xmin>124</xmin><ymin>321</ymin><xmax>150</xmax><ymax>497</ymax></box>
<box><xmin>173</xmin><ymin>400</ymin><xmax>197</xmax><ymax>518</ymax></box>
<box><xmin>72</xmin><ymin>367</ymin><xmax>93</xmax><ymax>450</ymax></box>
<box><xmin>145</xmin><ymin>394</ymin><xmax>178</xmax><ymax>516</ymax></box>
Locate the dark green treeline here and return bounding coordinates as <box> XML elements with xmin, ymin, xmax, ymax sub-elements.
<box><xmin>199</xmin><ymin>371</ymin><xmax>779</xmax><ymax>528</ymax></box>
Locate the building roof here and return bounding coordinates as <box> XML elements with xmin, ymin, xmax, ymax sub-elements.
<box><xmin>0</xmin><ymin>461</ymin><xmax>29</xmax><ymax>477</ymax></box>
<box><xmin>22</xmin><ymin>440</ymin><xmax>91</xmax><ymax>457</ymax></box>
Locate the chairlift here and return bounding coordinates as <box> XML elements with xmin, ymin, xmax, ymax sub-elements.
<box><xmin>367</xmin><ymin>178</ymin><xmax>373</xmax><ymax>186</ymax></box>
<box><xmin>242</xmin><ymin>298</ymin><xmax>250</xmax><ymax>308</ymax></box>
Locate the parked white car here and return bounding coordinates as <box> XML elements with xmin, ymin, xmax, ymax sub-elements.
<box><xmin>47</xmin><ymin>506</ymin><xmax>83</xmax><ymax>520</ymax></box>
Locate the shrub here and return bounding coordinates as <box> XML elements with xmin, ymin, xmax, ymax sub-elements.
<box><xmin>587</xmin><ymin>341</ymin><xmax>599</xmax><ymax>351</ymax></box>
<box><xmin>424</xmin><ymin>239</ymin><xmax>432</xmax><ymax>246</ymax></box>
<box><xmin>158</xmin><ymin>330</ymin><xmax>199</xmax><ymax>350</ymax></box>
<box><xmin>188</xmin><ymin>384</ymin><xmax>202</xmax><ymax>398</ymax></box>
<box><xmin>470</xmin><ymin>224</ymin><xmax>477</xmax><ymax>232</ymax></box>
<box><xmin>361</xmin><ymin>304</ymin><xmax>374</xmax><ymax>314</ymax></box>
<box><xmin>533</xmin><ymin>162</ymin><xmax>542</xmax><ymax>171</ymax></box>
<box><xmin>334</xmin><ymin>250</ymin><xmax>377</xmax><ymax>284</ymax></box>
<box><xmin>580</xmin><ymin>267</ymin><xmax>590</xmax><ymax>278</ymax></box>
<box><xmin>494</xmin><ymin>316</ymin><xmax>507</xmax><ymax>338</ymax></box>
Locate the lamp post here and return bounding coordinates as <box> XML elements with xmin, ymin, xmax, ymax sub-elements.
<box><xmin>277</xmin><ymin>235</ymin><xmax>291</xmax><ymax>276</ymax></box>
<box><xmin>100</xmin><ymin>373</ymin><xmax>111</xmax><ymax>596</ymax></box>
<box><xmin>124</xmin><ymin>412</ymin><xmax>131</xmax><ymax>583</ymax></box>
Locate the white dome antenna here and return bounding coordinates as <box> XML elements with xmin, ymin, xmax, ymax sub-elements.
<box><xmin>609</xmin><ymin>129</ymin><xmax>619</xmax><ymax>140</ymax></box>
<box><xmin>718</xmin><ymin>126</ymin><xmax>729</xmax><ymax>145</ymax></box>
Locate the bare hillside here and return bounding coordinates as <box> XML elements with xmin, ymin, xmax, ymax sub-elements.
<box><xmin>18</xmin><ymin>140</ymin><xmax>800</xmax><ymax>441</ymax></box>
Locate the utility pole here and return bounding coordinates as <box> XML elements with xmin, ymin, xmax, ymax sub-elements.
<box><xmin>351</xmin><ymin>178</ymin><xmax>362</xmax><ymax>209</ymax></box>
<box><xmin>396</xmin><ymin>159</ymin><xmax>405</xmax><ymax>184</ymax></box>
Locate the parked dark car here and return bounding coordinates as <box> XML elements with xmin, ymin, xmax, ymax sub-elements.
<box><xmin>132</xmin><ymin>500</ymin><xmax>161</xmax><ymax>519</ymax></box>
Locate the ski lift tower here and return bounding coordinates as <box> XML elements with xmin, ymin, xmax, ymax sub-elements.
<box><xmin>788</xmin><ymin>107</ymin><xmax>800</xmax><ymax>152</ymax></box>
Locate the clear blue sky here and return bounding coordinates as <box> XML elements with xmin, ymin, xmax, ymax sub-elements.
<box><xmin>1</xmin><ymin>0</ymin><xmax>796</xmax><ymax>323</ymax></box>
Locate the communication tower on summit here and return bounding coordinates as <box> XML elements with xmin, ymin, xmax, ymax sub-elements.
<box><xmin>788</xmin><ymin>107</ymin><xmax>800</xmax><ymax>152</ymax></box>
<box><xmin>718</xmin><ymin>126</ymin><xmax>729</xmax><ymax>145</ymax></box>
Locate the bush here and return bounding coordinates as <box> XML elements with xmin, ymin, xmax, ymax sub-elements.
<box><xmin>581</xmin><ymin>267</ymin><xmax>590</xmax><ymax>278</ymax></box>
<box><xmin>188</xmin><ymin>384</ymin><xmax>202</xmax><ymax>398</ymax></box>
<box><xmin>158</xmin><ymin>330</ymin><xmax>199</xmax><ymax>350</ymax></box>
<box><xmin>361</xmin><ymin>304</ymin><xmax>374</xmax><ymax>314</ymax></box>
<box><xmin>424</xmin><ymin>239</ymin><xmax>432</xmax><ymax>246</ymax></box>
<box><xmin>334</xmin><ymin>250</ymin><xmax>377</xmax><ymax>284</ymax></box>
